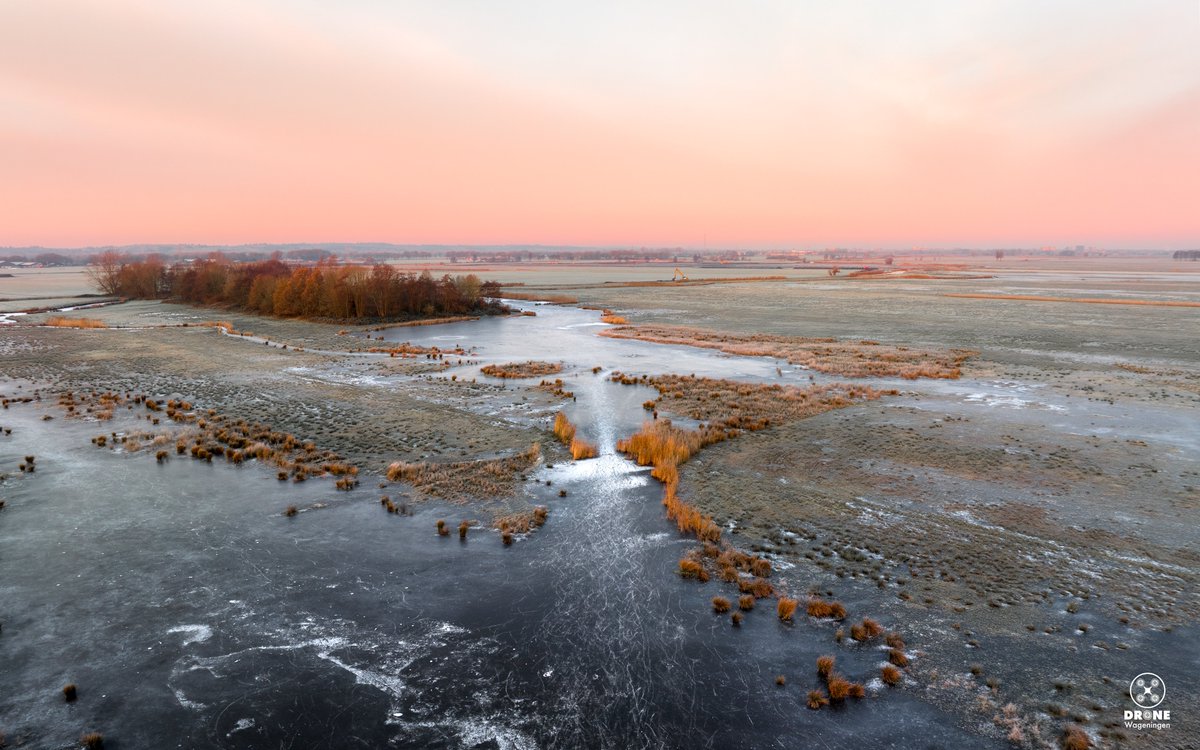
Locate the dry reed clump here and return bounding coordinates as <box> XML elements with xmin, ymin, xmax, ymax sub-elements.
<box><xmin>436</xmin><ymin>519</ymin><xmax>449</xmax><ymax>536</ymax></box>
<box><xmin>570</xmin><ymin>439</ymin><xmax>598</xmax><ymax>460</ymax></box>
<box><xmin>601</xmin><ymin>324</ymin><xmax>975</xmax><ymax>379</ymax></box>
<box><xmin>459</xmin><ymin>520</ymin><xmax>470</xmax><ymax>539</ymax></box>
<box><xmin>386</xmin><ymin>443</ymin><xmax>541</xmax><ymax>503</ymax></box>
<box><xmin>678</xmin><ymin>557</ymin><xmax>709</xmax><ymax>582</ymax></box>
<box><xmin>849</xmin><ymin>617</ymin><xmax>885</xmax><ymax>642</ymax></box>
<box><xmin>825</xmin><ymin>675</ymin><xmax>853</xmax><ymax>702</ymax></box>
<box><xmin>737</xmin><ymin>577</ymin><xmax>774</xmax><ymax>599</ymax></box>
<box><xmin>365</xmin><ymin>342</ymin><xmax>453</xmax><ymax>358</ymax></box>
<box><xmin>738</xmin><ymin>595</ymin><xmax>755</xmax><ymax>611</ymax></box>
<box><xmin>493</xmin><ymin>505</ymin><xmax>549</xmax><ymax>537</ymax></box>
<box><xmin>481</xmin><ymin>361</ymin><xmax>564</xmax><ymax>379</ymax></box>
<box><xmin>284</xmin><ymin>505</ymin><xmax>298</xmax><ymax>517</ymax></box>
<box><xmin>553</xmin><ymin>412</ymin><xmax>598</xmax><ymax>459</ymax></box>
<box><xmin>885</xmin><ymin>632</ymin><xmax>905</xmax><ymax>649</ymax></box>
<box><xmin>59</xmin><ymin>390</ymin><xmax>125</xmax><ymax>421</ymax></box>
<box><xmin>63</xmin><ymin>683</ymin><xmax>77</xmax><ymax>702</ymax></box>
<box><xmin>807</xmin><ymin>690</ymin><xmax>829</xmax><ymax>710</ymax></box>
<box><xmin>888</xmin><ymin>648</ymin><xmax>909</xmax><ymax>667</ymax></box>
<box><xmin>599</xmin><ymin>309</ymin><xmax>628</xmax><ymax>324</ymax></box>
<box><xmin>775</xmin><ymin>675</ymin><xmax>786</xmax><ymax>687</ymax></box>
<box><xmin>1062</xmin><ymin>725</ymin><xmax>1091</xmax><ymax>750</ymax></box>
<box><xmin>816</xmin><ymin>655</ymin><xmax>835</xmax><ymax>678</ymax></box>
<box><xmin>109</xmin><ymin>399</ymin><xmax>356</xmax><ymax>487</ymax></box>
<box><xmin>44</xmin><ymin>316</ymin><xmax>108</xmax><ymax>329</ymax></box>
<box><xmin>616</xmin><ymin>419</ymin><xmax>727</xmax><ymax>543</ymax></box>
<box><xmin>806</xmin><ymin>597</ymin><xmax>847</xmax><ymax>620</ymax></box>
<box><xmin>537</xmin><ymin>378</ymin><xmax>575</xmax><ymax>399</ymax></box>
<box><xmin>777</xmin><ymin>597</ymin><xmax>799</xmax><ymax>621</ymax></box>
<box><xmin>712</xmin><ymin>596</ymin><xmax>732</xmax><ymax>614</ymax></box>
<box><xmin>731</xmin><ymin>611</ymin><xmax>743</xmax><ymax>626</ymax></box>
<box><xmin>80</xmin><ymin>733</ymin><xmax>104</xmax><ymax>749</ymax></box>
<box><xmin>881</xmin><ymin>665</ymin><xmax>902</xmax><ymax>686</ymax></box>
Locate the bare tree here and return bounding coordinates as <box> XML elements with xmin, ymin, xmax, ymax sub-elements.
<box><xmin>87</xmin><ymin>251</ymin><xmax>124</xmax><ymax>295</ymax></box>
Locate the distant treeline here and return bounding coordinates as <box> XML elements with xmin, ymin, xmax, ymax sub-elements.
<box><xmin>446</xmin><ymin>248</ymin><xmax>725</xmax><ymax>263</ymax></box>
<box><xmin>89</xmin><ymin>253</ymin><xmax>506</xmax><ymax>321</ymax></box>
<box><xmin>1172</xmin><ymin>250</ymin><xmax>1200</xmax><ymax>261</ymax></box>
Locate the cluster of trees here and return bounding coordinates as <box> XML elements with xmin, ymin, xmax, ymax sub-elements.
<box><xmin>89</xmin><ymin>252</ymin><xmax>505</xmax><ymax>321</ymax></box>
<box><xmin>1172</xmin><ymin>250</ymin><xmax>1200</xmax><ymax>261</ymax></box>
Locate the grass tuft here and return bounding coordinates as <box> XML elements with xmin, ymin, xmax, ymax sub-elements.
<box><xmin>711</xmin><ymin>596</ymin><xmax>731</xmax><ymax>614</ymax></box>
<box><xmin>63</xmin><ymin>683</ymin><xmax>77</xmax><ymax>702</ymax></box>
<box><xmin>776</xmin><ymin>597</ymin><xmax>799</xmax><ymax>621</ymax></box>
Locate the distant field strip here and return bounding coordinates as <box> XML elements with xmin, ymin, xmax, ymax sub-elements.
<box><xmin>600</xmin><ymin>324</ymin><xmax>974</xmax><ymax>379</ymax></box>
<box><xmin>944</xmin><ymin>293</ymin><xmax>1200</xmax><ymax>308</ymax></box>
<box><xmin>504</xmin><ymin>276</ymin><xmax>790</xmax><ymax>291</ymax></box>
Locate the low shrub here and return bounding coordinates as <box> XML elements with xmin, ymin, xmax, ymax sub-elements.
<box><xmin>777</xmin><ymin>597</ymin><xmax>799</xmax><ymax>621</ymax></box>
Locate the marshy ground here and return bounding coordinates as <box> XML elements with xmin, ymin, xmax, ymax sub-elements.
<box><xmin>0</xmin><ymin>260</ymin><xmax>1196</xmax><ymax>748</ymax></box>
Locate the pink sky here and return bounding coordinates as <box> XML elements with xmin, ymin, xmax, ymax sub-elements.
<box><xmin>1</xmin><ymin>1</ymin><xmax>1197</xmax><ymax>248</ymax></box>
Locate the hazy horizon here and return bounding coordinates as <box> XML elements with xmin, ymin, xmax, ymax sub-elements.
<box><xmin>3</xmin><ymin>1</ymin><xmax>1197</xmax><ymax>248</ymax></box>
